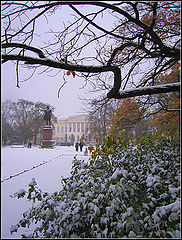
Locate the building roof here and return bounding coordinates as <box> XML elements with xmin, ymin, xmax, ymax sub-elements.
<box><xmin>54</xmin><ymin>114</ymin><xmax>88</xmax><ymax>124</ymax></box>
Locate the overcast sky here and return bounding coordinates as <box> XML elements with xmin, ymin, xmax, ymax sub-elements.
<box><xmin>1</xmin><ymin>59</ymin><xmax>88</xmax><ymax>118</ymax></box>
<box><xmin>1</xmin><ymin>3</ymin><xmax>116</xmax><ymax>118</ymax></box>
<box><xmin>2</xmin><ymin>5</ymin><xmax>94</xmax><ymax>118</ymax></box>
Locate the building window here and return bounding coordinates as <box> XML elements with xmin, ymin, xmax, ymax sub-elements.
<box><xmin>71</xmin><ymin>134</ymin><xmax>75</xmax><ymax>143</ymax></box>
<box><xmin>73</xmin><ymin>122</ymin><xmax>76</xmax><ymax>132</ymax></box>
<box><xmin>57</xmin><ymin>127</ymin><xmax>59</xmax><ymax>133</ymax></box>
<box><xmin>65</xmin><ymin>127</ymin><xmax>67</xmax><ymax>133</ymax></box>
<box><xmin>61</xmin><ymin>127</ymin><xmax>64</xmax><ymax>133</ymax></box>
<box><xmin>69</xmin><ymin>123</ymin><xmax>72</xmax><ymax>132</ymax></box>
<box><xmin>77</xmin><ymin>122</ymin><xmax>80</xmax><ymax>132</ymax></box>
<box><xmin>85</xmin><ymin>123</ymin><xmax>88</xmax><ymax>133</ymax></box>
<box><xmin>81</xmin><ymin>122</ymin><xmax>84</xmax><ymax>132</ymax></box>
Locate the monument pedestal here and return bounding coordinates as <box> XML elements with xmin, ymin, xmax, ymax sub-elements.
<box><xmin>41</xmin><ymin>125</ymin><xmax>54</xmax><ymax>148</ymax></box>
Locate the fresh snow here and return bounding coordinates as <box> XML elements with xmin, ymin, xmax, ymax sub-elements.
<box><xmin>146</xmin><ymin>173</ymin><xmax>160</xmax><ymax>187</ymax></box>
<box><xmin>1</xmin><ymin>145</ymin><xmax>89</xmax><ymax>239</ymax></box>
<box><xmin>1</xmin><ymin>141</ymin><xmax>180</xmax><ymax>238</ymax></box>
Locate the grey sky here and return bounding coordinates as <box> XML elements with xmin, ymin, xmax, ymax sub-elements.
<box><xmin>1</xmin><ymin>57</ymin><xmax>87</xmax><ymax>117</ymax></box>
<box><xmin>2</xmin><ymin>5</ymin><xmax>83</xmax><ymax>117</ymax></box>
<box><xmin>1</xmin><ymin>3</ymin><xmax>115</xmax><ymax>117</ymax></box>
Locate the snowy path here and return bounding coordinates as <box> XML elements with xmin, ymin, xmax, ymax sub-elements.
<box><xmin>1</xmin><ymin>146</ymin><xmax>89</xmax><ymax>239</ymax></box>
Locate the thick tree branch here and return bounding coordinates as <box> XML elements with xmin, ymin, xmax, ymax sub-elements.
<box><xmin>2</xmin><ymin>43</ymin><xmax>46</xmax><ymax>58</ymax></box>
<box><xmin>1</xmin><ymin>53</ymin><xmax>114</xmax><ymax>72</ymax></box>
<box><xmin>2</xmin><ymin>2</ymin><xmax>180</xmax><ymax>101</ymax></box>
<box><xmin>1</xmin><ymin>53</ymin><xmax>121</xmax><ymax>98</ymax></box>
<box><xmin>111</xmin><ymin>83</ymin><xmax>180</xmax><ymax>99</ymax></box>
<box><xmin>2</xmin><ymin>53</ymin><xmax>180</xmax><ymax>100</ymax></box>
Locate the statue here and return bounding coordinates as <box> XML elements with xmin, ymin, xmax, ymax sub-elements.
<box><xmin>41</xmin><ymin>106</ymin><xmax>54</xmax><ymax>148</ymax></box>
<box><xmin>43</xmin><ymin>106</ymin><xmax>52</xmax><ymax>125</ymax></box>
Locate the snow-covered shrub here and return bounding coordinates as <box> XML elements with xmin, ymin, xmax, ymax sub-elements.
<box><xmin>11</xmin><ymin>136</ymin><xmax>180</xmax><ymax>238</ymax></box>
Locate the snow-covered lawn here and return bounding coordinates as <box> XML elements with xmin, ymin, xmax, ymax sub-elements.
<box><xmin>1</xmin><ymin>145</ymin><xmax>89</xmax><ymax>239</ymax></box>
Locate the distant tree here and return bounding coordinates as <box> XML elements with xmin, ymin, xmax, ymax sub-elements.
<box><xmin>148</xmin><ymin>64</ymin><xmax>180</xmax><ymax>141</ymax></box>
<box><xmin>88</xmin><ymin>100</ymin><xmax>115</xmax><ymax>144</ymax></box>
<box><xmin>8</xmin><ymin>99</ymin><xmax>35</xmax><ymax>144</ymax></box>
<box><xmin>1</xmin><ymin>99</ymin><xmax>56</xmax><ymax>145</ymax></box>
<box><xmin>134</xmin><ymin>118</ymin><xmax>154</xmax><ymax>139</ymax></box>
<box><xmin>152</xmin><ymin>98</ymin><xmax>180</xmax><ymax>141</ymax></box>
<box><xmin>107</xmin><ymin>97</ymin><xmax>146</xmax><ymax>138</ymax></box>
<box><xmin>29</xmin><ymin>102</ymin><xmax>57</xmax><ymax>145</ymax></box>
<box><xmin>1</xmin><ymin>100</ymin><xmax>15</xmax><ymax>145</ymax></box>
<box><xmin>1</xmin><ymin>1</ymin><xmax>180</xmax><ymax>101</ymax></box>
<box><xmin>1</xmin><ymin>116</ymin><xmax>14</xmax><ymax>145</ymax></box>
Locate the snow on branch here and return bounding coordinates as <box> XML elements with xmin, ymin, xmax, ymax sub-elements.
<box><xmin>110</xmin><ymin>82</ymin><xmax>181</xmax><ymax>99</ymax></box>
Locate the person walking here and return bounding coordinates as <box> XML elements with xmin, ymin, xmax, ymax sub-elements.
<box><xmin>84</xmin><ymin>148</ymin><xmax>88</xmax><ymax>156</ymax></box>
<box><xmin>79</xmin><ymin>141</ymin><xmax>83</xmax><ymax>152</ymax></box>
<box><xmin>28</xmin><ymin>141</ymin><xmax>32</xmax><ymax>148</ymax></box>
<box><xmin>75</xmin><ymin>142</ymin><xmax>79</xmax><ymax>152</ymax></box>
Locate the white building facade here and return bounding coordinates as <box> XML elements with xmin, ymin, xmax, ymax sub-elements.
<box><xmin>53</xmin><ymin>114</ymin><xmax>91</xmax><ymax>145</ymax></box>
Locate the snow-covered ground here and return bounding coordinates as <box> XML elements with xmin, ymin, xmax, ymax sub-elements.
<box><xmin>1</xmin><ymin>145</ymin><xmax>89</xmax><ymax>239</ymax></box>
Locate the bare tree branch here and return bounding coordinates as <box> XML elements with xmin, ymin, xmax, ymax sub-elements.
<box><xmin>2</xmin><ymin>43</ymin><xmax>46</xmax><ymax>58</ymax></box>
<box><xmin>1</xmin><ymin>1</ymin><xmax>180</xmax><ymax>100</ymax></box>
<box><xmin>114</xmin><ymin>83</ymin><xmax>180</xmax><ymax>99</ymax></box>
<box><xmin>2</xmin><ymin>53</ymin><xmax>122</xmax><ymax>98</ymax></box>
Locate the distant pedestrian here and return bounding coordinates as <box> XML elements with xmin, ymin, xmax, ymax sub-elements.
<box><xmin>28</xmin><ymin>141</ymin><xmax>32</xmax><ymax>148</ymax></box>
<box><xmin>75</xmin><ymin>142</ymin><xmax>79</xmax><ymax>152</ymax></box>
<box><xmin>79</xmin><ymin>141</ymin><xmax>83</xmax><ymax>152</ymax></box>
<box><xmin>84</xmin><ymin>148</ymin><xmax>88</xmax><ymax>156</ymax></box>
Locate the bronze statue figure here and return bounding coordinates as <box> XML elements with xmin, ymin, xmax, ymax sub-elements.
<box><xmin>43</xmin><ymin>106</ymin><xmax>52</xmax><ymax>125</ymax></box>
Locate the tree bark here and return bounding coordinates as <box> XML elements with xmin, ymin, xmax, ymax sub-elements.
<box><xmin>110</xmin><ymin>82</ymin><xmax>180</xmax><ymax>99</ymax></box>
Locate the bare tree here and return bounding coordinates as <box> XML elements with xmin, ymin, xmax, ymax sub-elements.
<box><xmin>1</xmin><ymin>100</ymin><xmax>15</xmax><ymax>145</ymax></box>
<box><xmin>86</xmin><ymin>98</ymin><xmax>119</xmax><ymax>143</ymax></box>
<box><xmin>1</xmin><ymin>1</ymin><xmax>180</xmax><ymax>99</ymax></box>
<box><xmin>1</xmin><ymin>99</ymin><xmax>56</xmax><ymax>145</ymax></box>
